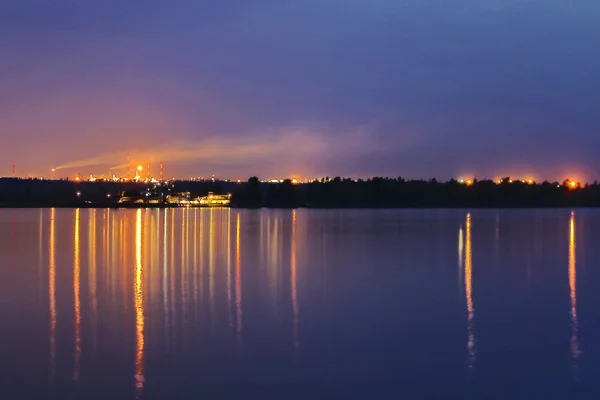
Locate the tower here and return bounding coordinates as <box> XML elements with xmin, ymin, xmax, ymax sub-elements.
<box><xmin>160</xmin><ymin>161</ymin><xmax>163</xmax><ymax>181</ymax></box>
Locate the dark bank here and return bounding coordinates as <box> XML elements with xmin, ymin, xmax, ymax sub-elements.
<box><xmin>1</xmin><ymin>176</ymin><xmax>599</xmax><ymax>208</ymax></box>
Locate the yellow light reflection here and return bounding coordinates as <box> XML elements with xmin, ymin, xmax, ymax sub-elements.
<box><xmin>458</xmin><ymin>224</ymin><xmax>463</xmax><ymax>282</ymax></box>
<box><xmin>163</xmin><ymin>209</ymin><xmax>169</xmax><ymax>352</ymax></box>
<box><xmin>135</xmin><ymin>209</ymin><xmax>145</xmax><ymax>395</ymax></box>
<box><xmin>49</xmin><ymin>208</ymin><xmax>56</xmax><ymax>379</ymax></box>
<box><xmin>170</xmin><ymin>209</ymin><xmax>175</xmax><ymax>348</ymax></box>
<box><xmin>73</xmin><ymin>208</ymin><xmax>81</xmax><ymax>380</ymax></box>
<box><xmin>235</xmin><ymin>213</ymin><xmax>242</xmax><ymax>346</ymax></box>
<box><xmin>465</xmin><ymin>213</ymin><xmax>475</xmax><ymax>368</ymax></box>
<box><xmin>89</xmin><ymin>209</ymin><xmax>98</xmax><ymax>353</ymax></box>
<box><xmin>291</xmin><ymin>210</ymin><xmax>299</xmax><ymax>348</ymax></box>
<box><xmin>181</xmin><ymin>209</ymin><xmax>187</xmax><ymax>327</ymax></box>
<box><xmin>569</xmin><ymin>211</ymin><xmax>579</xmax><ymax>368</ymax></box>
<box><xmin>227</xmin><ymin>209</ymin><xmax>232</xmax><ymax>328</ymax></box>
<box><xmin>193</xmin><ymin>209</ymin><xmax>199</xmax><ymax>319</ymax></box>
<box><xmin>209</xmin><ymin>208</ymin><xmax>215</xmax><ymax>310</ymax></box>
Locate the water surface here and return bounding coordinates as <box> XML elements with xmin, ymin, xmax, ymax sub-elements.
<box><xmin>0</xmin><ymin>208</ymin><xmax>598</xmax><ymax>399</ymax></box>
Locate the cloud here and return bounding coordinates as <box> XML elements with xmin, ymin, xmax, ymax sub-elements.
<box><xmin>55</xmin><ymin>126</ymin><xmax>391</xmax><ymax>175</ymax></box>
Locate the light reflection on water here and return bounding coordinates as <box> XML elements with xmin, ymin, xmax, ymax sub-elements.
<box><xmin>0</xmin><ymin>208</ymin><xmax>598</xmax><ymax>398</ymax></box>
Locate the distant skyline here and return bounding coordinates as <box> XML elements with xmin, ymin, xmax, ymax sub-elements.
<box><xmin>2</xmin><ymin>1</ymin><xmax>600</xmax><ymax>181</ymax></box>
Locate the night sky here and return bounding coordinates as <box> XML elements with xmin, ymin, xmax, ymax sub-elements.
<box><xmin>2</xmin><ymin>1</ymin><xmax>599</xmax><ymax>181</ymax></box>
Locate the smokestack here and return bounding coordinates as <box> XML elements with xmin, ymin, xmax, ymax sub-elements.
<box><xmin>147</xmin><ymin>163</ymin><xmax>150</xmax><ymax>179</ymax></box>
<box><xmin>127</xmin><ymin>153</ymin><xmax>131</xmax><ymax>178</ymax></box>
<box><xmin>12</xmin><ymin>163</ymin><xmax>15</xmax><ymax>177</ymax></box>
<box><xmin>160</xmin><ymin>161</ymin><xmax>163</xmax><ymax>181</ymax></box>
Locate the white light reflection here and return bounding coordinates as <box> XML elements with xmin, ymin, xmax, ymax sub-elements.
<box><xmin>49</xmin><ymin>208</ymin><xmax>56</xmax><ymax>379</ymax></box>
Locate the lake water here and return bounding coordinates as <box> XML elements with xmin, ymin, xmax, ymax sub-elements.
<box><xmin>0</xmin><ymin>208</ymin><xmax>599</xmax><ymax>399</ymax></box>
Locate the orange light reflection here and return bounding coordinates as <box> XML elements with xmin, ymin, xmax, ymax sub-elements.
<box><xmin>569</xmin><ymin>211</ymin><xmax>579</xmax><ymax>369</ymax></box>
<box><xmin>135</xmin><ymin>209</ymin><xmax>145</xmax><ymax>395</ymax></box>
<box><xmin>465</xmin><ymin>213</ymin><xmax>475</xmax><ymax>368</ymax></box>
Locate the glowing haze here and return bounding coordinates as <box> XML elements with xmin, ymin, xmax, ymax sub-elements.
<box><xmin>2</xmin><ymin>1</ymin><xmax>600</xmax><ymax>180</ymax></box>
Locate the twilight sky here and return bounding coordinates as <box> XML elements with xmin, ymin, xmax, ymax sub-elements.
<box><xmin>2</xmin><ymin>0</ymin><xmax>599</xmax><ymax>181</ymax></box>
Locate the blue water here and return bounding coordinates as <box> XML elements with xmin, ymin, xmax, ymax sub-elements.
<box><xmin>0</xmin><ymin>208</ymin><xmax>598</xmax><ymax>399</ymax></box>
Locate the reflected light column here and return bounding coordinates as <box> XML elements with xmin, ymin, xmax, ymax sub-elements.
<box><xmin>135</xmin><ymin>209</ymin><xmax>145</xmax><ymax>396</ymax></box>
<box><xmin>163</xmin><ymin>209</ymin><xmax>169</xmax><ymax>352</ymax></box>
<box><xmin>209</xmin><ymin>208</ymin><xmax>215</xmax><ymax>310</ymax></box>
<box><xmin>291</xmin><ymin>210</ymin><xmax>299</xmax><ymax>348</ymax></box>
<box><xmin>458</xmin><ymin>224</ymin><xmax>463</xmax><ymax>283</ymax></box>
<box><xmin>569</xmin><ymin>211</ymin><xmax>580</xmax><ymax>370</ymax></box>
<box><xmin>73</xmin><ymin>208</ymin><xmax>81</xmax><ymax>380</ymax></box>
<box><xmin>465</xmin><ymin>213</ymin><xmax>475</xmax><ymax>369</ymax></box>
<box><xmin>89</xmin><ymin>209</ymin><xmax>98</xmax><ymax>353</ymax></box>
<box><xmin>49</xmin><ymin>208</ymin><xmax>56</xmax><ymax>379</ymax></box>
<box><xmin>235</xmin><ymin>213</ymin><xmax>242</xmax><ymax>346</ymax></box>
<box><xmin>227</xmin><ymin>209</ymin><xmax>232</xmax><ymax>328</ymax></box>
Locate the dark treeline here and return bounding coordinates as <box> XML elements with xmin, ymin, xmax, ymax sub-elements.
<box><xmin>231</xmin><ymin>177</ymin><xmax>600</xmax><ymax>208</ymax></box>
<box><xmin>2</xmin><ymin>176</ymin><xmax>600</xmax><ymax>208</ymax></box>
<box><xmin>0</xmin><ymin>178</ymin><xmax>236</xmax><ymax>207</ymax></box>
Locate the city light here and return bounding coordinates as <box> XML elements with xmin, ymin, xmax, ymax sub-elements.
<box><xmin>137</xmin><ymin>165</ymin><xmax>143</xmax><ymax>172</ymax></box>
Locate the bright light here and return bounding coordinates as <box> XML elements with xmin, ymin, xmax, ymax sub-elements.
<box><xmin>496</xmin><ymin>179</ymin><xmax>502</xmax><ymax>184</ymax></box>
<box><xmin>459</xmin><ymin>179</ymin><xmax>465</xmax><ymax>183</ymax></box>
<box><xmin>51</xmin><ymin>168</ymin><xmax>56</xmax><ymax>172</ymax></box>
<box><xmin>237</xmin><ymin>179</ymin><xmax>241</xmax><ymax>183</ymax></box>
<box><xmin>292</xmin><ymin>178</ymin><xmax>298</xmax><ymax>184</ymax></box>
<box><xmin>76</xmin><ymin>191</ymin><xmax>81</xmax><ymax>197</ymax></box>
<box><xmin>509</xmin><ymin>179</ymin><xmax>513</xmax><ymax>183</ymax></box>
<box><xmin>75</xmin><ymin>177</ymin><xmax>80</xmax><ymax>182</ymax></box>
<box><xmin>107</xmin><ymin>194</ymin><xmax>111</xmax><ymax>198</ymax></box>
<box><xmin>466</xmin><ymin>179</ymin><xmax>473</xmax><ymax>185</ymax></box>
<box><xmin>528</xmin><ymin>179</ymin><xmax>534</xmax><ymax>184</ymax></box>
<box><xmin>571</xmin><ymin>181</ymin><xmax>576</xmax><ymax>187</ymax></box>
<box><xmin>137</xmin><ymin>165</ymin><xmax>143</xmax><ymax>172</ymax></box>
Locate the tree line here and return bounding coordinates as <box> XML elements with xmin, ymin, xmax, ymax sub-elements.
<box><xmin>230</xmin><ymin>177</ymin><xmax>600</xmax><ymax>208</ymax></box>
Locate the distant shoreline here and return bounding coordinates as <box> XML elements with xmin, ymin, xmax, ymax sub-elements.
<box><xmin>2</xmin><ymin>176</ymin><xmax>599</xmax><ymax>209</ymax></box>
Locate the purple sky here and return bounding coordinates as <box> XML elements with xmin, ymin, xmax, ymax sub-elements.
<box><xmin>2</xmin><ymin>1</ymin><xmax>599</xmax><ymax>181</ymax></box>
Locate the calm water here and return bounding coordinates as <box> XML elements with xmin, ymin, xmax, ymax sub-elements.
<box><xmin>1</xmin><ymin>208</ymin><xmax>600</xmax><ymax>399</ymax></box>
